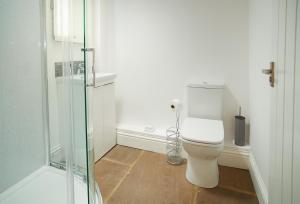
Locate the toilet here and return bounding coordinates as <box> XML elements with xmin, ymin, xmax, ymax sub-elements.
<box><xmin>181</xmin><ymin>82</ymin><xmax>224</xmax><ymax>188</ymax></box>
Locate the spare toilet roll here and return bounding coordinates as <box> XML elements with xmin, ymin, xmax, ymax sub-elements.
<box><xmin>170</xmin><ymin>99</ymin><xmax>182</xmax><ymax>112</ymax></box>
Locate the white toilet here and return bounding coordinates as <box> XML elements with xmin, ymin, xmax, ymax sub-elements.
<box><xmin>181</xmin><ymin>82</ymin><xmax>224</xmax><ymax>188</ymax></box>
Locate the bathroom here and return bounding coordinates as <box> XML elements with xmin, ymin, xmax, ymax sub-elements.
<box><xmin>0</xmin><ymin>0</ymin><xmax>299</xmax><ymax>204</ymax></box>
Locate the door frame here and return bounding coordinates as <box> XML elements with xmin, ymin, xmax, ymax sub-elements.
<box><xmin>269</xmin><ymin>0</ymin><xmax>298</xmax><ymax>203</ymax></box>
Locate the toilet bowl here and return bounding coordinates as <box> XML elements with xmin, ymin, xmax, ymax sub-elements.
<box><xmin>181</xmin><ymin>117</ymin><xmax>224</xmax><ymax>188</ymax></box>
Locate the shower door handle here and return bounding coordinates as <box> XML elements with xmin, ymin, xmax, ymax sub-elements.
<box><xmin>81</xmin><ymin>48</ymin><xmax>95</xmax><ymax>87</ymax></box>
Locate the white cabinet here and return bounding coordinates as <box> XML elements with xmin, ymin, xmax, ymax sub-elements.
<box><xmin>93</xmin><ymin>83</ymin><xmax>116</xmax><ymax>162</ymax></box>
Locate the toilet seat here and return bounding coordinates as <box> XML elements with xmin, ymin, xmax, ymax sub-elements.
<box><xmin>181</xmin><ymin>117</ymin><xmax>224</xmax><ymax>145</ymax></box>
<box><xmin>180</xmin><ymin>137</ymin><xmax>223</xmax><ymax>148</ymax></box>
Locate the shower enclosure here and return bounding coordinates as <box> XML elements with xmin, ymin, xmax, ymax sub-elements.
<box><xmin>0</xmin><ymin>0</ymin><xmax>100</xmax><ymax>203</ymax></box>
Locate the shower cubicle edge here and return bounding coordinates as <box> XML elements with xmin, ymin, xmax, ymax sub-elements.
<box><xmin>39</xmin><ymin>0</ymin><xmax>51</xmax><ymax>166</ymax></box>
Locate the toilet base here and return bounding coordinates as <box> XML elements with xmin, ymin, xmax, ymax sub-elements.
<box><xmin>185</xmin><ymin>156</ymin><xmax>219</xmax><ymax>188</ymax></box>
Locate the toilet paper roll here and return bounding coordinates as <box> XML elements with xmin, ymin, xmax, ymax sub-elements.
<box><xmin>170</xmin><ymin>99</ymin><xmax>182</xmax><ymax>112</ymax></box>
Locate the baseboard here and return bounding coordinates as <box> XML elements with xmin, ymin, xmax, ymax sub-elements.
<box><xmin>117</xmin><ymin>131</ymin><xmax>167</xmax><ymax>154</ymax></box>
<box><xmin>249</xmin><ymin>153</ymin><xmax>268</xmax><ymax>204</ymax></box>
<box><xmin>117</xmin><ymin>128</ymin><xmax>250</xmax><ymax>170</ymax></box>
<box><xmin>218</xmin><ymin>145</ymin><xmax>250</xmax><ymax>169</ymax></box>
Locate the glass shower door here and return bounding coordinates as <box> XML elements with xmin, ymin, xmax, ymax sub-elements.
<box><xmin>0</xmin><ymin>0</ymin><xmax>98</xmax><ymax>203</ymax></box>
<box><xmin>46</xmin><ymin>0</ymin><xmax>98</xmax><ymax>203</ymax></box>
<box><xmin>83</xmin><ymin>0</ymin><xmax>99</xmax><ymax>202</ymax></box>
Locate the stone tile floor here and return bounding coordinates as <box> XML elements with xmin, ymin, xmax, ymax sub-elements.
<box><xmin>95</xmin><ymin>145</ymin><xmax>258</xmax><ymax>204</ymax></box>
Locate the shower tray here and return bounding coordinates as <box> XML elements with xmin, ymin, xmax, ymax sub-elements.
<box><xmin>0</xmin><ymin>166</ymin><xmax>101</xmax><ymax>204</ymax></box>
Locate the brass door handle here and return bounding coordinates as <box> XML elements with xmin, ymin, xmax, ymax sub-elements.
<box><xmin>262</xmin><ymin>62</ymin><xmax>275</xmax><ymax>87</ymax></box>
<box><xmin>262</xmin><ymin>69</ymin><xmax>272</xmax><ymax>74</ymax></box>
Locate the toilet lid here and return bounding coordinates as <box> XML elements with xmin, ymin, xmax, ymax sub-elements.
<box><xmin>181</xmin><ymin>117</ymin><xmax>224</xmax><ymax>144</ymax></box>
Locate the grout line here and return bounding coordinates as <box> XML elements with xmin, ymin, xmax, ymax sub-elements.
<box><xmin>217</xmin><ymin>185</ymin><xmax>257</xmax><ymax>197</ymax></box>
<box><xmin>102</xmin><ymin>158</ymin><xmax>130</xmax><ymax>167</ymax></box>
<box><xmin>192</xmin><ymin>186</ymin><xmax>198</xmax><ymax>204</ymax></box>
<box><xmin>128</xmin><ymin>150</ymin><xmax>145</xmax><ymax>169</ymax></box>
<box><xmin>104</xmin><ymin>150</ymin><xmax>145</xmax><ymax>202</ymax></box>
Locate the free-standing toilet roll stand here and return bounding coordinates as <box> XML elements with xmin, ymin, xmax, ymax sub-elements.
<box><xmin>166</xmin><ymin>99</ymin><xmax>183</xmax><ymax>165</ymax></box>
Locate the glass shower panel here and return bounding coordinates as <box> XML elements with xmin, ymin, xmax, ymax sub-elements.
<box><xmin>47</xmin><ymin>0</ymin><xmax>96</xmax><ymax>203</ymax></box>
<box><xmin>0</xmin><ymin>0</ymin><xmax>98</xmax><ymax>202</ymax></box>
<box><xmin>83</xmin><ymin>0</ymin><xmax>98</xmax><ymax>202</ymax></box>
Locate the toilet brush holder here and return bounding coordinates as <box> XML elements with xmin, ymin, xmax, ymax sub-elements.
<box><xmin>234</xmin><ymin>115</ymin><xmax>246</xmax><ymax>146</ymax></box>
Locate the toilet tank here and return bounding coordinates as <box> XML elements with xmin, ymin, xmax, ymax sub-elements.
<box><xmin>187</xmin><ymin>82</ymin><xmax>224</xmax><ymax>120</ymax></box>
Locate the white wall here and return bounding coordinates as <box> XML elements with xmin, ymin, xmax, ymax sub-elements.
<box><xmin>98</xmin><ymin>0</ymin><xmax>249</xmax><ymax>144</ymax></box>
<box><xmin>249</xmin><ymin>0</ymin><xmax>273</xmax><ymax>194</ymax></box>
<box><xmin>0</xmin><ymin>0</ymin><xmax>45</xmax><ymax>192</ymax></box>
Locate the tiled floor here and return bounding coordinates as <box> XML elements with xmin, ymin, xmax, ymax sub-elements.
<box><xmin>95</xmin><ymin>145</ymin><xmax>259</xmax><ymax>204</ymax></box>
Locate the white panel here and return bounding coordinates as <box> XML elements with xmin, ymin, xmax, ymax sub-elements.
<box><xmin>282</xmin><ymin>0</ymin><xmax>298</xmax><ymax>202</ymax></box>
<box><xmin>102</xmin><ymin>84</ymin><xmax>117</xmax><ymax>154</ymax></box>
<box><xmin>0</xmin><ymin>0</ymin><xmax>45</xmax><ymax>192</ymax></box>
<box><xmin>93</xmin><ymin>83</ymin><xmax>116</xmax><ymax>162</ymax></box>
<box><xmin>93</xmin><ymin>85</ymin><xmax>104</xmax><ymax>161</ymax></box>
<box><xmin>55</xmin><ymin>77</ymin><xmax>88</xmax><ymax>168</ymax></box>
<box><xmin>293</xmin><ymin>2</ymin><xmax>300</xmax><ymax>203</ymax></box>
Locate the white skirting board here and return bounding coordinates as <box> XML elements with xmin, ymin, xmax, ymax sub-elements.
<box><xmin>116</xmin><ymin>128</ymin><xmax>250</xmax><ymax>170</ymax></box>
<box><xmin>249</xmin><ymin>153</ymin><xmax>268</xmax><ymax>204</ymax></box>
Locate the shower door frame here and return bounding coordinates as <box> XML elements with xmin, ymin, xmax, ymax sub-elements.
<box><xmin>39</xmin><ymin>0</ymin><xmax>51</xmax><ymax>166</ymax></box>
